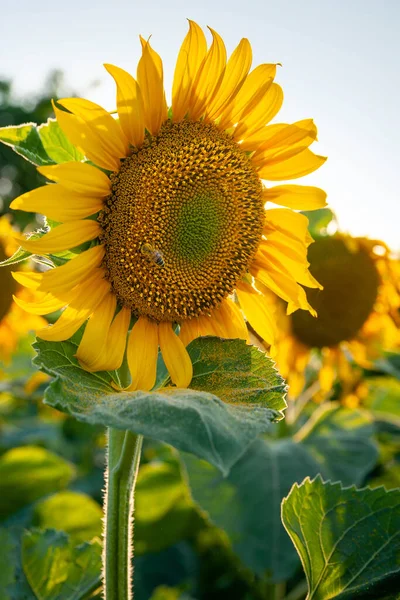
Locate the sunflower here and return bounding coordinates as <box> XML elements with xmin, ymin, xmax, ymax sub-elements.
<box><xmin>9</xmin><ymin>21</ymin><xmax>327</xmax><ymax>391</ymax></box>
<box><xmin>274</xmin><ymin>234</ymin><xmax>400</xmax><ymax>397</ymax></box>
<box><xmin>0</xmin><ymin>217</ymin><xmax>46</xmax><ymax>366</ymax></box>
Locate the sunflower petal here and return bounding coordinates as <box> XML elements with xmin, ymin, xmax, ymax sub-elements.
<box><xmin>127</xmin><ymin>316</ymin><xmax>158</xmax><ymax>391</ymax></box>
<box><xmin>264</xmin><ymin>208</ymin><xmax>312</xmax><ymax>245</ymax></box>
<box><xmin>104</xmin><ymin>63</ymin><xmax>145</xmax><ymax>147</ymax></box>
<box><xmin>251</xmin><ymin>120</ymin><xmax>317</xmax><ymax>165</ymax></box>
<box><xmin>219</xmin><ymin>63</ymin><xmax>277</xmax><ymax>130</ymax></box>
<box><xmin>58</xmin><ymin>97</ymin><xmax>128</xmax><ymax>158</ymax></box>
<box><xmin>234</xmin><ymin>83</ymin><xmax>283</xmax><ymax>140</ymax></box>
<box><xmin>53</xmin><ymin>102</ymin><xmax>121</xmax><ymax>172</ymax></box>
<box><xmin>12</xmin><ymin>292</ymin><xmax>66</xmax><ymax>315</ymax></box>
<box><xmin>12</xmin><ymin>271</ymin><xmax>43</xmax><ymax>290</ymax></box>
<box><xmin>159</xmin><ymin>321</ymin><xmax>193</xmax><ymax>388</ymax></box>
<box><xmin>10</xmin><ymin>184</ymin><xmax>104</xmax><ymax>222</ymax></box>
<box><xmin>172</xmin><ymin>20</ymin><xmax>207</xmax><ymax>122</ymax></box>
<box><xmin>137</xmin><ymin>38</ymin><xmax>167</xmax><ymax>135</ymax></box>
<box><xmin>258</xmin><ymin>148</ymin><xmax>327</xmax><ymax>181</ymax></box>
<box><xmin>213</xmin><ymin>298</ymin><xmax>249</xmax><ymax>340</ymax></box>
<box><xmin>37</xmin><ymin>162</ymin><xmax>111</xmax><ymax>196</ymax></box>
<box><xmin>205</xmin><ymin>38</ymin><xmax>252</xmax><ymax>121</ymax></box>
<box><xmin>19</xmin><ymin>220</ymin><xmax>101</xmax><ymax>254</ymax></box>
<box><xmin>188</xmin><ymin>27</ymin><xmax>227</xmax><ymax>120</ymax></box>
<box><xmin>76</xmin><ymin>292</ymin><xmax>117</xmax><ymax>371</ymax></box>
<box><xmin>263</xmin><ymin>184</ymin><xmax>327</xmax><ymax>210</ymax></box>
<box><xmin>37</xmin><ymin>271</ymin><xmax>110</xmax><ymax>342</ymax></box>
<box><xmin>236</xmin><ymin>280</ymin><xmax>276</xmax><ymax>345</ymax></box>
<box><xmin>37</xmin><ymin>246</ymin><xmax>105</xmax><ymax>295</ymax></box>
<box><xmin>90</xmin><ymin>306</ymin><xmax>131</xmax><ymax>372</ymax></box>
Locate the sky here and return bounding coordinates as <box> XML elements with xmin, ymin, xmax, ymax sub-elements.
<box><xmin>1</xmin><ymin>0</ymin><xmax>399</xmax><ymax>250</ymax></box>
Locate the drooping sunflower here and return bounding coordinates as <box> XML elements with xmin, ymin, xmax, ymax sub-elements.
<box><xmin>10</xmin><ymin>21</ymin><xmax>327</xmax><ymax>391</ymax></box>
<box><xmin>274</xmin><ymin>234</ymin><xmax>400</xmax><ymax>397</ymax></box>
<box><xmin>0</xmin><ymin>217</ymin><xmax>46</xmax><ymax>366</ymax></box>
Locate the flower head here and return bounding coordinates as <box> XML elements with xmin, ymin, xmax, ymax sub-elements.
<box><xmin>274</xmin><ymin>234</ymin><xmax>400</xmax><ymax>397</ymax></box>
<box><xmin>10</xmin><ymin>21</ymin><xmax>327</xmax><ymax>391</ymax></box>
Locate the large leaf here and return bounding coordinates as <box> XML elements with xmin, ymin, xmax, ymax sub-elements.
<box><xmin>38</xmin><ymin>119</ymin><xmax>84</xmax><ymax>164</ymax></box>
<box><xmin>33</xmin><ymin>491</ymin><xmax>102</xmax><ymax>544</ymax></box>
<box><xmin>182</xmin><ymin>404</ymin><xmax>379</xmax><ymax>582</ymax></box>
<box><xmin>0</xmin><ymin>527</ymin><xmax>35</xmax><ymax>600</ymax></box>
<box><xmin>0</xmin><ymin>446</ymin><xmax>75</xmax><ymax>519</ymax></box>
<box><xmin>363</xmin><ymin>377</ymin><xmax>400</xmax><ymax>424</ymax></box>
<box><xmin>0</xmin><ymin>123</ymin><xmax>54</xmax><ymax>166</ymax></box>
<box><xmin>282</xmin><ymin>476</ymin><xmax>400</xmax><ymax>600</ymax></box>
<box><xmin>22</xmin><ymin>529</ymin><xmax>101</xmax><ymax>600</ymax></box>
<box><xmin>33</xmin><ymin>337</ymin><xmax>286</xmax><ymax>475</ymax></box>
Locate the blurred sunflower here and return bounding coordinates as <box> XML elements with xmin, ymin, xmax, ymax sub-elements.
<box><xmin>10</xmin><ymin>21</ymin><xmax>327</xmax><ymax>391</ymax></box>
<box><xmin>0</xmin><ymin>218</ymin><xmax>46</xmax><ymax>366</ymax></box>
<box><xmin>274</xmin><ymin>234</ymin><xmax>400</xmax><ymax>397</ymax></box>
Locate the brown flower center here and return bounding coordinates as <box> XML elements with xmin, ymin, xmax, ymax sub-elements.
<box><xmin>99</xmin><ymin>120</ymin><xmax>264</xmax><ymax>322</ymax></box>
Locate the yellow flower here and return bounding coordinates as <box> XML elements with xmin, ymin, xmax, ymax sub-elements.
<box><xmin>10</xmin><ymin>21</ymin><xmax>326</xmax><ymax>391</ymax></box>
<box><xmin>274</xmin><ymin>234</ymin><xmax>400</xmax><ymax>397</ymax></box>
<box><xmin>0</xmin><ymin>218</ymin><xmax>46</xmax><ymax>366</ymax></box>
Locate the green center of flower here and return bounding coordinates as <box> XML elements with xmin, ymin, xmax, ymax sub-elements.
<box><xmin>291</xmin><ymin>237</ymin><xmax>380</xmax><ymax>348</ymax></box>
<box><xmin>99</xmin><ymin>120</ymin><xmax>264</xmax><ymax>322</ymax></box>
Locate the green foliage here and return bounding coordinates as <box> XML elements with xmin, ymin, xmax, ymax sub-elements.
<box><xmin>282</xmin><ymin>476</ymin><xmax>400</xmax><ymax>600</ymax></box>
<box><xmin>22</xmin><ymin>529</ymin><xmax>102</xmax><ymax>600</ymax></box>
<box><xmin>182</xmin><ymin>404</ymin><xmax>379</xmax><ymax>583</ymax></box>
<box><xmin>38</xmin><ymin>119</ymin><xmax>84</xmax><ymax>164</ymax></box>
<box><xmin>0</xmin><ymin>526</ymin><xmax>36</xmax><ymax>599</ymax></box>
<box><xmin>33</xmin><ymin>491</ymin><xmax>103</xmax><ymax>544</ymax></box>
<box><xmin>0</xmin><ymin>446</ymin><xmax>75</xmax><ymax>519</ymax></box>
<box><xmin>32</xmin><ymin>336</ymin><xmax>286</xmax><ymax>475</ymax></box>
<box><xmin>0</xmin><ymin>123</ymin><xmax>54</xmax><ymax>166</ymax></box>
<box><xmin>363</xmin><ymin>377</ymin><xmax>400</xmax><ymax>423</ymax></box>
<box><xmin>301</xmin><ymin>208</ymin><xmax>336</xmax><ymax>238</ymax></box>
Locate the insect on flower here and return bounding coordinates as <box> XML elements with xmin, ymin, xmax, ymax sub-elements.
<box><xmin>140</xmin><ymin>243</ymin><xmax>165</xmax><ymax>268</ymax></box>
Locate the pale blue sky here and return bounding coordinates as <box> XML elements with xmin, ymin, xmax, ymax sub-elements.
<box><xmin>1</xmin><ymin>0</ymin><xmax>399</xmax><ymax>249</ymax></box>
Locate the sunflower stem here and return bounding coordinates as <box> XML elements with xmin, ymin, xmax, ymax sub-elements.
<box><xmin>103</xmin><ymin>428</ymin><xmax>143</xmax><ymax>600</ymax></box>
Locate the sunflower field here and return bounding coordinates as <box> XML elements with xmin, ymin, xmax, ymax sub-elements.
<box><xmin>1</xmin><ymin>20</ymin><xmax>400</xmax><ymax>600</ymax></box>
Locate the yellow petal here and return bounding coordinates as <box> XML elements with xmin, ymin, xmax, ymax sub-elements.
<box><xmin>13</xmin><ymin>292</ymin><xmax>66</xmax><ymax>315</ymax></box>
<box><xmin>58</xmin><ymin>97</ymin><xmax>128</xmax><ymax>158</ymax></box>
<box><xmin>172</xmin><ymin>20</ymin><xmax>207</xmax><ymax>122</ymax></box>
<box><xmin>38</xmin><ymin>245</ymin><xmax>105</xmax><ymax>295</ymax></box>
<box><xmin>213</xmin><ymin>298</ymin><xmax>248</xmax><ymax>340</ymax></box>
<box><xmin>104</xmin><ymin>63</ymin><xmax>145</xmax><ymax>147</ymax></box>
<box><xmin>205</xmin><ymin>38</ymin><xmax>252</xmax><ymax>121</ymax></box>
<box><xmin>37</xmin><ymin>162</ymin><xmax>111</xmax><ymax>196</ymax></box>
<box><xmin>76</xmin><ymin>292</ymin><xmax>117</xmax><ymax>371</ymax></box>
<box><xmin>37</xmin><ymin>271</ymin><xmax>110</xmax><ymax>342</ymax></box>
<box><xmin>159</xmin><ymin>321</ymin><xmax>193</xmax><ymax>388</ymax></box>
<box><xmin>127</xmin><ymin>316</ymin><xmax>158</xmax><ymax>391</ymax></box>
<box><xmin>53</xmin><ymin>102</ymin><xmax>121</xmax><ymax>172</ymax></box>
<box><xmin>263</xmin><ymin>185</ymin><xmax>327</xmax><ymax>210</ymax></box>
<box><xmin>252</xmin><ymin>261</ymin><xmax>314</xmax><ymax>314</ymax></box>
<box><xmin>137</xmin><ymin>38</ymin><xmax>167</xmax><ymax>135</ymax></box>
<box><xmin>236</xmin><ymin>281</ymin><xmax>276</xmax><ymax>345</ymax></box>
<box><xmin>10</xmin><ymin>184</ymin><xmax>104</xmax><ymax>222</ymax></box>
<box><xmin>12</xmin><ymin>271</ymin><xmax>43</xmax><ymax>290</ymax></box>
<box><xmin>90</xmin><ymin>306</ymin><xmax>130</xmax><ymax>372</ymax></box>
<box><xmin>251</xmin><ymin>120</ymin><xmax>317</xmax><ymax>164</ymax></box>
<box><xmin>188</xmin><ymin>27</ymin><xmax>227</xmax><ymax>120</ymax></box>
<box><xmin>179</xmin><ymin>317</ymin><xmax>202</xmax><ymax>347</ymax></box>
<box><xmin>264</xmin><ymin>208</ymin><xmax>312</xmax><ymax>245</ymax></box>
<box><xmin>234</xmin><ymin>83</ymin><xmax>283</xmax><ymax>140</ymax></box>
<box><xmin>258</xmin><ymin>148</ymin><xmax>327</xmax><ymax>181</ymax></box>
<box><xmin>219</xmin><ymin>63</ymin><xmax>277</xmax><ymax>130</ymax></box>
<box><xmin>19</xmin><ymin>220</ymin><xmax>101</xmax><ymax>254</ymax></box>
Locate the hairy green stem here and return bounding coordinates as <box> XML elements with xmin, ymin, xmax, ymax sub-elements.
<box><xmin>103</xmin><ymin>428</ymin><xmax>143</xmax><ymax>600</ymax></box>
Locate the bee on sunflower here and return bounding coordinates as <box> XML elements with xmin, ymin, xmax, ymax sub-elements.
<box><xmin>0</xmin><ymin>217</ymin><xmax>46</xmax><ymax>366</ymax></box>
<box><xmin>273</xmin><ymin>232</ymin><xmax>400</xmax><ymax>398</ymax></box>
<box><xmin>9</xmin><ymin>21</ymin><xmax>327</xmax><ymax>391</ymax></box>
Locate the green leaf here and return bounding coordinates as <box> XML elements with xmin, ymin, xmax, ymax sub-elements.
<box><xmin>0</xmin><ymin>245</ymin><xmax>32</xmax><ymax>267</ymax></box>
<box><xmin>301</xmin><ymin>208</ymin><xmax>336</xmax><ymax>238</ymax></box>
<box><xmin>38</xmin><ymin>119</ymin><xmax>84</xmax><ymax>163</ymax></box>
<box><xmin>298</xmin><ymin>404</ymin><xmax>379</xmax><ymax>485</ymax></box>
<box><xmin>135</xmin><ymin>461</ymin><xmax>200</xmax><ymax>555</ymax></box>
<box><xmin>282</xmin><ymin>476</ymin><xmax>400</xmax><ymax>600</ymax></box>
<box><xmin>182</xmin><ymin>404</ymin><xmax>379</xmax><ymax>582</ymax></box>
<box><xmin>0</xmin><ymin>446</ymin><xmax>75</xmax><ymax>519</ymax></box>
<box><xmin>22</xmin><ymin>529</ymin><xmax>102</xmax><ymax>600</ymax></box>
<box><xmin>0</xmin><ymin>527</ymin><xmax>35</xmax><ymax>600</ymax></box>
<box><xmin>32</xmin><ymin>337</ymin><xmax>286</xmax><ymax>475</ymax></box>
<box><xmin>0</xmin><ymin>123</ymin><xmax>54</xmax><ymax>166</ymax></box>
<box><xmin>33</xmin><ymin>491</ymin><xmax>102</xmax><ymax>544</ymax></box>
<box><xmin>363</xmin><ymin>377</ymin><xmax>400</xmax><ymax>424</ymax></box>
